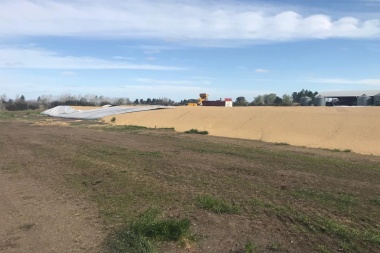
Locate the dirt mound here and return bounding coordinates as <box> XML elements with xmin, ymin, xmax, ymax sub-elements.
<box><xmin>103</xmin><ymin>106</ymin><xmax>380</xmax><ymax>155</ymax></box>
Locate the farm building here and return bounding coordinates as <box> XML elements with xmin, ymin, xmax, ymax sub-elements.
<box><xmin>317</xmin><ymin>90</ymin><xmax>380</xmax><ymax>106</ymax></box>
<box><xmin>202</xmin><ymin>98</ymin><xmax>233</xmax><ymax>107</ymax></box>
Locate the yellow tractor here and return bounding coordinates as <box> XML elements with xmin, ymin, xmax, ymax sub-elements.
<box><xmin>188</xmin><ymin>93</ymin><xmax>209</xmax><ymax>106</ymax></box>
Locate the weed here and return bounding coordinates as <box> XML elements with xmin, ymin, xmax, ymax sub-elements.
<box><xmin>343</xmin><ymin>149</ymin><xmax>351</xmax><ymax>152</ymax></box>
<box><xmin>196</xmin><ymin>195</ymin><xmax>239</xmax><ymax>214</ymax></box>
<box><xmin>110</xmin><ymin>117</ymin><xmax>116</xmax><ymax>123</ymax></box>
<box><xmin>315</xmin><ymin>244</ymin><xmax>332</xmax><ymax>253</ymax></box>
<box><xmin>244</xmin><ymin>241</ymin><xmax>256</xmax><ymax>253</ymax></box>
<box><xmin>184</xmin><ymin>129</ymin><xmax>209</xmax><ymax>135</ymax></box>
<box><xmin>267</xmin><ymin>242</ymin><xmax>282</xmax><ymax>251</ymax></box>
<box><xmin>369</xmin><ymin>197</ymin><xmax>380</xmax><ymax>206</ymax></box>
<box><xmin>105</xmin><ymin>209</ymin><xmax>191</xmax><ymax>253</ymax></box>
<box><xmin>274</xmin><ymin>142</ymin><xmax>290</xmax><ymax>146</ymax></box>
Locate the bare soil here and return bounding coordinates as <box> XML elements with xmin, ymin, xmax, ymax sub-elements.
<box><xmin>1</xmin><ymin>112</ymin><xmax>379</xmax><ymax>253</ymax></box>
<box><xmin>0</xmin><ymin>117</ymin><xmax>104</xmax><ymax>253</ymax></box>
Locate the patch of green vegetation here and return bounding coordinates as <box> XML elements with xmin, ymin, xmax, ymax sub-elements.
<box><xmin>196</xmin><ymin>195</ymin><xmax>239</xmax><ymax>214</ymax></box>
<box><xmin>292</xmin><ymin>188</ymin><xmax>356</xmax><ymax>212</ymax></box>
<box><xmin>250</xmin><ymin>198</ymin><xmax>275</xmax><ymax>209</ymax></box>
<box><xmin>105</xmin><ymin>209</ymin><xmax>191</xmax><ymax>253</ymax></box>
<box><xmin>315</xmin><ymin>244</ymin><xmax>332</xmax><ymax>253</ymax></box>
<box><xmin>0</xmin><ymin>111</ymin><xmax>15</xmax><ymax>119</ymax></box>
<box><xmin>324</xmin><ymin>148</ymin><xmax>351</xmax><ymax>153</ymax></box>
<box><xmin>244</xmin><ymin>241</ymin><xmax>257</xmax><ymax>253</ymax></box>
<box><xmin>369</xmin><ymin>197</ymin><xmax>380</xmax><ymax>206</ymax></box>
<box><xmin>267</xmin><ymin>242</ymin><xmax>282</xmax><ymax>251</ymax></box>
<box><xmin>184</xmin><ymin>129</ymin><xmax>209</xmax><ymax>135</ymax></box>
<box><xmin>249</xmin><ymin>197</ymin><xmax>380</xmax><ymax>251</ymax></box>
<box><xmin>105</xmin><ymin>124</ymin><xmax>175</xmax><ymax>132</ymax></box>
<box><xmin>1</xmin><ymin>163</ymin><xmax>20</xmax><ymax>173</ymax></box>
<box><xmin>274</xmin><ymin>142</ymin><xmax>290</xmax><ymax>146</ymax></box>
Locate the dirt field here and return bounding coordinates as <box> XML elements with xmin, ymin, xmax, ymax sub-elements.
<box><xmin>103</xmin><ymin>106</ymin><xmax>380</xmax><ymax>156</ymax></box>
<box><xmin>1</xmin><ymin>111</ymin><xmax>379</xmax><ymax>253</ymax></box>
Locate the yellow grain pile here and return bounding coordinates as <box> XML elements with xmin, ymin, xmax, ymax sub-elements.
<box><xmin>102</xmin><ymin>106</ymin><xmax>380</xmax><ymax>155</ymax></box>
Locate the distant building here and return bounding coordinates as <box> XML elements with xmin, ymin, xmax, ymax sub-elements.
<box><xmin>202</xmin><ymin>98</ymin><xmax>233</xmax><ymax>107</ymax></box>
<box><xmin>317</xmin><ymin>90</ymin><xmax>380</xmax><ymax>106</ymax></box>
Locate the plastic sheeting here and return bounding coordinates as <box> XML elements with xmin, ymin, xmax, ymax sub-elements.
<box><xmin>41</xmin><ymin>105</ymin><xmax>174</xmax><ymax>120</ymax></box>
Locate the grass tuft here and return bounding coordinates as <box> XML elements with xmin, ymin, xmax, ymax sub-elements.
<box><xmin>274</xmin><ymin>142</ymin><xmax>290</xmax><ymax>146</ymax></box>
<box><xmin>105</xmin><ymin>209</ymin><xmax>191</xmax><ymax>253</ymax></box>
<box><xmin>184</xmin><ymin>129</ymin><xmax>209</xmax><ymax>135</ymax></box>
<box><xmin>196</xmin><ymin>195</ymin><xmax>239</xmax><ymax>214</ymax></box>
<box><xmin>244</xmin><ymin>241</ymin><xmax>256</xmax><ymax>253</ymax></box>
<box><xmin>369</xmin><ymin>197</ymin><xmax>380</xmax><ymax>206</ymax></box>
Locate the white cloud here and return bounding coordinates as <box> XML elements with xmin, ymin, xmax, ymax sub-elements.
<box><xmin>255</xmin><ymin>68</ymin><xmax>270</xmax><ymax>73</ymax></box>
<box><xmin>0</xmin><ymin>0</ymin><xmax>379</xmax><ymax>44</ymax></box>
<box><xmin>0</xmin><ymin>46</ymin><xmax>182</xmax><ymax>70</ymax></box>
<box><xmin>312</xmin><ymin>78</ymin><xmax>380</xmax><ymax>86</ymax></box>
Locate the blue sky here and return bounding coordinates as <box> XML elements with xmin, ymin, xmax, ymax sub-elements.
<box><xmin>0</xmin><ymin>0</ymin><xmax>380</xmax><ymax>102</ymax></box>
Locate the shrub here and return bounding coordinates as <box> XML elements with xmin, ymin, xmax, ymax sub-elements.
<box><xmin>184</xmin><ymin>129</ymin><xmax>208</xmax><ymax>135</ymax></box>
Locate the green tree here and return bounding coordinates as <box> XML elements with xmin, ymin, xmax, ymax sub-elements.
<box><xmin>282</xmin><ymin>94</ymin><xmax>293</xmax><ymax>106</ymax></box>
<box><xmin>263</xmin><ymin>93</ymin><xmax>277</xmax><ymax>105</ymax></box>
<box><xmin>274</xmin><ymin>96</ymin><xmax>283</xmax><ymax>106</ymax></box>
<box><xmin>235</xmin><ymin>96</ymin><xmax>248</xmax><ymax>106</ymax></box>
<box><xmin>251</xmin><ymin>95</ymin><xmax>264</xmax><ymax>106</ymax></box>
<box><xmin>292</xmin><ymin>89</ymin><xmax>318</xmax><ymax>103</ymax></box>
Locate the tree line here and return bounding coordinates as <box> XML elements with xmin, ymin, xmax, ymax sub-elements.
<box><xmin>234</xmin><ymin>89</ymin><xmax>318</xmax><ymax>106</ymax></box>
<box><xmin>0</xmin><ymin>93</ymin><xmax>179</xmax><ymax>111</ymax></box>
<box><xmin>0</xmin><ymin>89</ymin><xmax>318</xmax><ymax>111</ymax></box>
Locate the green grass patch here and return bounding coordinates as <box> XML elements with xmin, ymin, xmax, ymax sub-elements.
<box><xmin>184</xmin><ymin>129</ymin><xmax>209</xmax><ymax>135</ymax></box>
<box><xmin>274</xmin><ymin>142</ymin><xmax>290</xmax><ymax>146</ymax></box>
<box><xmin>369</xmin><ymin>197</ymin><xmax>380</xmax><ymax>206</ymax></box>
<box><xmin>196</xmin><ymin>195</ymin><xmax>239</xmax><ymax>214</ymax></box>
<box><xmin>249</xmin><ymin>197</ymin><xmax>380</xmax><ymax>251</ymax></box>
<box><xmin>105</xmin><ymin>209</ymin><xmax>191</xmax><ymax>253</ymax></box>
<box><xmin>267</xmin><ymin>242</ymin><xmax>282</xmax><ymax>251</ymax></box>
<box><xmin>105</xmin><ymin>124</ymin><xmax>174</xmax><ymax>132</ymax></box>
<box><xmin>0</xmin><ymin>111</ymin><xmax>16</xmax><ymax>119</ymax></box>
<box><xmin>292</xmin><ymin>188</ymin><xmax>356</xmax><ymax>212</ymax></box>
<box><xmin>315</xmin><ymin>244</ymin><xmax>332</xmax><ymax>253</ymax></box>
<box><xmin>244</xmin><ymin>241</ymin><xmax>257</xmax><ymax>253</ymax></box>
